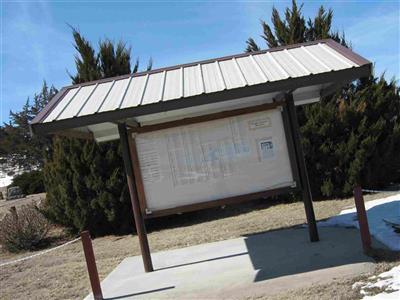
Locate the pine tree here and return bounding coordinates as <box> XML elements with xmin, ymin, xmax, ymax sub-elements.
<box><xmin>44</xmin><ymin>137</ymin><xmax>132</xmax><ymax>234</ymax></box>
<box><xmin>44</xmin><ymin>28</ymin><xmax>147</xmax><ymax>234</ymax></box>
<box><xmin>245</xmin><ymin>38</ymin><xmax>261</xmax><ymax>53</ymax></box>
<box><xmin>0</xmin><ymin>81</ymin><xmax>57</xmax><ymax>172</ymax></box>
<box><xmin>246</xmin><ymin>0</ymin><xmax>347</xmax><ymax>51</ymax></box>
<box><xmin>302</xmin><ymin>77</ymin><xmax>400</xmax><ymax>196</ymax></box>
<box><xmin>246</xmin><ymin>0</ymin><xmax>400</xmax><ymax>196</ymax></box>
<box><xmin>68</xmin><ymin>28</ymin><xmax>101</xmax><ymax>84</ymax></box>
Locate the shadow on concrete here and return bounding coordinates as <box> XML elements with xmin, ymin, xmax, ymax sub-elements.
<box><xmin>156</xmin><ymin>252</ymin><xmax>248</xmax><ymax>271</ymax></box>
<box><xmin>244</xmin><ymin>227</ymin><xmax>374</xmax><ymax>282</ymax></box>
<box><xmin>104</xmin><ymin>286</ymin><xmax>175</xmax><ymax>299</ymax></box>
<box><xmin>155</xmin><ymin>227</ymin><xmax>377</xmax><ymax>283</ymax></box>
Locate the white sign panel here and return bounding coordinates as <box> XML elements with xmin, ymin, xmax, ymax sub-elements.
<box><xmin>135</xmin><ymin>108</ymin><xmax>294</xmax><ymax>213</ymax></box>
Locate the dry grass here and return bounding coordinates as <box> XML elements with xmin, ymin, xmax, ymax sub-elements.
<box><xmin>0</xmin><ymin>192</ymin><xmax>397</xmax><ymax>299</ymax></box>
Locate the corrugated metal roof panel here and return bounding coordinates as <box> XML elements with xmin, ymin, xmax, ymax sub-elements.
<box><xmin>319</xmin><ymin>43</ymin><xmax>358</xmax><ymax>67</ymax></box>
<box><xmin>293</xmin><ymin>47</ymin><xmax>331</xmax><ymax>73</ymax></box>
<box><xmin>305</xmin><ymin>44</ymin><xmax>353</xmax><ymax>71</ymax></box>
<box><xmin>45</xmin><ymin>87</ymin><xmax>80</xmax><ymax>122</ymax></box>
<box><xmin>100</xmin><ymin>79</ymin><xmax>130</xmax><ymax>112</ymax></box>
<box><xmin>79</xmin><ymin>81</ymin><xmax>112</xmax><ymax>116</ymax></box>
<box><xmin>35</xmin><ymin>39</ymin><xmax>370</xmax><ymax>127</ymax></box>
<box><xmin>254</xmin><ymin>53</ymin><xmax>289</xmax><ymax>81</ymax></box>
<box><xmin>201</xmin><ymin>62</ymin><xmax>225</xmax><ymax>93</ymax></box>
<box><xmin>120</xmin><ymin>75</ymin><xmax>148</xmax><ymax>109</ymax></box>
<box><xmin>271</xmin><ymin>51</ymin><xmax>309</xmax><ymax>77</ymax></box>
<box><xmin>163</xmin><ymin>68</ymin><xmax>182</xmax><ymax>101</ymax></box>
<box><xmin>142</xmin><ymin>72</ymin><xmax>164</xmax><ymax>105</ymax></box>
<box><xmin>236</xmin><ymin>56</ymin><xmax>266</xmax><ymax>85</ymax></box>
<box><xmin>184</xmin><ymin>65</ymin><xmax>203</xmax><ymax>97</ymax></box>
<box><xmin>219</xmin><ymin>59</ymin><xmax>245</xmax><ymax>89</ymax></box>
<box><xmin>56</xmin><ymin>85</ymin><xmax>96</xmax><ymax>120</ymax></box>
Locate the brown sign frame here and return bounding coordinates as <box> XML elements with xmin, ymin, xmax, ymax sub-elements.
<box><xmin>128</xmin><ymin>100</ymin><xmax>301</xmax><ymax>218</ymax></box>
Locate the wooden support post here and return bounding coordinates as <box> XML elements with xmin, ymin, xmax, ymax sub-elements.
<box><xmin>81</xmin><ymin>231</ymin><xmax>103</xmax><ymax>300</ymax></box>
<box><xmin>118</xmin><ymin>123</ymin><xmax>154</xmax><ymax>272</ymax></box>
<box><xmin>353</xmin><ymin>186</ymin><xmax>372</xmax><ymax>252</ymax></box>
<box><xmin>285</xmin><ymin>93</ymin><xmax>319</xmax><ymax>242</ymax></box>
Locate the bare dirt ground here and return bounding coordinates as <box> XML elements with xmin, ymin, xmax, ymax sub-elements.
<box><xmin>0</xmin><ymin>192</ymin><xmax>398</xmax><ymax>300</ymax></box>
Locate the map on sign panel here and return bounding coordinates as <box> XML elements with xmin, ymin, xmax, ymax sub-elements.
<box><xmin>135</xmin><ymin>108</ymin><xmax>294</xmax><ymax>212</ymax></box>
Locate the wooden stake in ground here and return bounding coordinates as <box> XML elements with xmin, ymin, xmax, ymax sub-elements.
<box><xmin>353</xmin><ymin>186</ymin><xmax>372</xmax><ymax>252</ymax></box>
<box><xmin>81</xmin><ymin>231</ymin><xmax>103</xmax><ymax>300</ymax></box>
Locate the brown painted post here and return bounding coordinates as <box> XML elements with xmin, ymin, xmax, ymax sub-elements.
<box><xmin>118</xmin><ymin>123</ymin><xmax>154</xmax><ymax>272</ymax></box>
<box><xmin>353</xmin><ymin>186</ymin><xmax>372</xmax><ymax>252</ymax></box>
<box><xmin>81</xmin><ymin>231</ymin><xmax>103</xmax><ymax>300</ymax></box>
<box><xmin>285</xmin><ymin>93</ymin><xmax>319</xmax><ymax>242</ymax></box>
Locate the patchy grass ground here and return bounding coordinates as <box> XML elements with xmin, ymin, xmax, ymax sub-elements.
<box><xmin>0</xmin><ymin>192</ymin><xmax>398</xmax><ymax>299</ymax></box>
<box><xmin>0</xmin><ymin>193</ymin><xmax>45</xmax><ymax>220</ymax></box>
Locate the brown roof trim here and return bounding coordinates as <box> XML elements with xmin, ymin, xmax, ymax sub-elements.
<box><xmin>325</xmin><ymin>40</ymin><xmax>371</xmax><ymax>66</ymax></box>
<box><xmin>51</xmin><ymin>39</ymin><xmax>357</xmax><ymax>91</ymax></box>
<box><xmin>30</xmin><ymin>64</ymin><xmax>371</xmax><ymax>136</ymax></box>
<box><xmin>31</xmin><ymin>87</ymin><xmax>69</xmax><ymax>124</ymax></box>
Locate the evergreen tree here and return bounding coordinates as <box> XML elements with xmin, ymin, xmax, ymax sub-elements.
<box><xmin>44</xmin><ymin>136</ymin><xmax>132</xmax><ymax>234</ymax></box>
<box><xmin>245</xmin><ymin>38</ymin><xmax>261</xmax><ymax>53</ymax></box>
<box><xmin>302</xmin><ymin>77</ymin><xmax>400</xmax><ymax>196</ymax></box>
<box><xmin>245</xmin><ymin>0</ymin><xmax>347</xmax><ymax>52</ymax></box>
<box><xmin>0</xmin><ymin>82</ymin><xmax>57</xmax><ymax>172</ymax></box>
<box><xmin>69</xmin><ymin>28</ymin><xmax>101</xmax><ymax>84</ymax></box>
<box><xmin>246</xmin><ymin>0</ymin><xmax>400</xmax><ymax>196</ymax></box>
<box><xmin>44</xmin><ymin>28</ymin><xmax>147</xmax><ymax>234</ymax></box>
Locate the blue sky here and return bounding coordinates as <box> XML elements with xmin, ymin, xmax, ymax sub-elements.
<box><xmin>1</xmin><ymin>0</ymin><xmax>399</xmax><ymax>124</ymax></box>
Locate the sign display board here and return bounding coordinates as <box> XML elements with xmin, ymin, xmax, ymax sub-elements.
<box><xmin>134</xmin><ymin>107</ymin><xmax>295</xmax><ymax>213</ymax></box>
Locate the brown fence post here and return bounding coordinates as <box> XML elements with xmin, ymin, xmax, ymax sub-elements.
<box><xmin>81</xmin><ymin>231</ymin><xmax>103</xmax><ymax>300</ymax></box>
<box><xmin>10</xmin><ymin>206</ymin><xmax>17</xmax><ymax>219</ymax></box>
<box><xmin>353</xmin><ymin>186</ymin><xmax>372</xmax><ymax>252</ymax></box>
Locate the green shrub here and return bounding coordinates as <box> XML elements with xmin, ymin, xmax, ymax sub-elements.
<box><xmin>10</xmin><ymin>170</ymin><xmax>45</xmax><ymax>195</ymax></box>
<box><xmin>0</xmin><ymin>204</ymin><xmax>50</xmax><ymax>252</ymax></box>
<box><xmin>301</xmin><ymin>77</ymin><xmax>400</xmax><ymax>198</ymax></box>
<box><xmin>43</xmin><ymin>137</ymin><xmax>132</xmax><ymax>235</ymax></box>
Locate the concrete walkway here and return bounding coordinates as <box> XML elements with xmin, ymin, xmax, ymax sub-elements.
<box><xmin>85</xmin><ymin>227</ymin><xmax>380</xmax><ymax>300</ymax></box>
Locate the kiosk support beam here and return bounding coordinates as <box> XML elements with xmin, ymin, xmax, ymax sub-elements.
<box><xmin>285</xmin><ymin>94</ymin><xmax>319</xmax><ymax>242</ymax></box>
<box><xmin>118</xmin><ymin>123</ymin><xmax>154</xmax><ymax>272</ymax></box>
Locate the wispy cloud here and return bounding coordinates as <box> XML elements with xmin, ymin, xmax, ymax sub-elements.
<box><xmin>345</xmin><ymin>11</ymin><xmax>399</xmax><ymax>49</ymax></box>
<box><xmin>4</xmin><ymin>1</ymin><xmax>70</xmax><ymax>80</ymax></box>
<box><xmin>2</xmin><ymin>1</ymin><xmax>74</xmax><ymax>123</ymax></box>
<box><xmin>342</xmin><ymin>9</ymin><xmax>399</xmax><ymax>79</ymax></box>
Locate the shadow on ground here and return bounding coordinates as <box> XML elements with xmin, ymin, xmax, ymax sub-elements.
<box><xmin>244</xmin><ymin>227</ymin><xmax>377</xmax><ymax>281</ymax></box>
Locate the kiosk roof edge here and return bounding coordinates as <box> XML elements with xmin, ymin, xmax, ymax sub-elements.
<box><xmin>30</xmin><ymin>39</ymin><xmax>371</xmax><ymax>137</ymax></box>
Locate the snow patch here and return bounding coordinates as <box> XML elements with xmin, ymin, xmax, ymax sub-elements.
<box><xmin>0</xmin><ymin>174</ymin><xmax>13</xmax><ymax>188</ymax></box>
<box><xmin>319</xmin><ymin>194</ymin><xmax>400</xmax><ymax>251</ymax></box>
<box><xmin>353</xmin><ymin>265</ymin><xmax>400</xmax><ymax>299</ymax></box>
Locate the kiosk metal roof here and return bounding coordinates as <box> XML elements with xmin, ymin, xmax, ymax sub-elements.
<box><xmin>31</xmin><ymin>39</ymin><xmax>371</xmax><ymax>141</ymax></box>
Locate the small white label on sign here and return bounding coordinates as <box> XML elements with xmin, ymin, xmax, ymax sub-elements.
<box><xmin>258</xmin><ymin>138</ymin><xmax>274</xmax><ymax>161</ymax></box>
<box><xmin>248</xmin><ymin>117</ymin><xmax>271</xmax><ymax>130</ymax></box>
